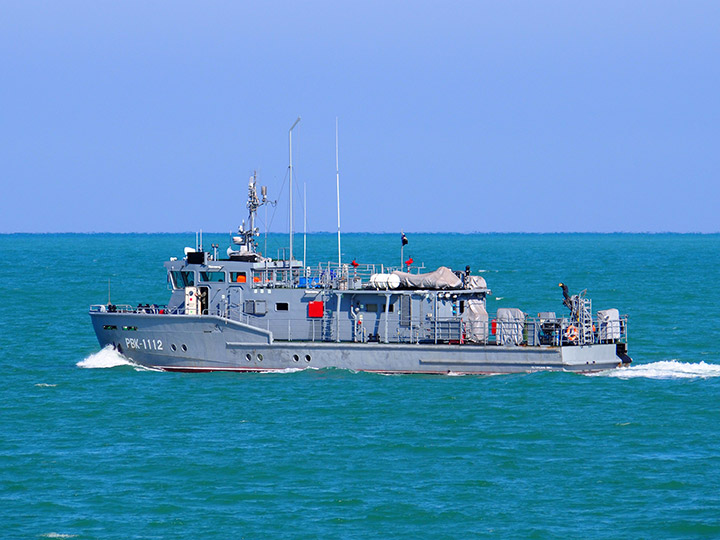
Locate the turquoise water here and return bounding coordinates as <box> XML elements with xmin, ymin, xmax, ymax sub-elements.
<box><xmin>2</xmin><ymin>233</ymin><xmax>720</xmax><ymax>538</ymax></box>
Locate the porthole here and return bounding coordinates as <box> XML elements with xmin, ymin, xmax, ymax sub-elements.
<box><xmin>293</xmin><ymin>354</ymin><xmax>300</xmax><ymax>362</ymax></box>
<box><xmin>170</xmin><ymin>344</ymin><xmax>177</xmax><ymax>352</ymax></box>
<box><xmin>181</xmin><ymin>344</ymin><xmax>187</xmax><ymax>352</ymax></box>
<box><xmin>257</xmin><ymin>353</ymin><xmax>263</xmax><ymax>362</ymax></box>
<box><xmin>305</xmin><ymin>354</ymin><xmax>311</xmax><ymax>363</ymax></box>
<box><xmin>246</xmin><ymin>353</ymin><xmax>252</xmax><ymax>362</ymax></box>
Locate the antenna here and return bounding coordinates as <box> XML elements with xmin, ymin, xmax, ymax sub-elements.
<box><xmin>288</xmin><ymin>116</ymin><xmax>301</xmax><ymax>265</ymax></box>
<box><xmin>303</xmin><ymin>181</ymin><xmax>307</xmax><ymax>267</ymax></box>
<box><xmin>108</xmin><ymin>278</ymin><xmax>111</xmax><ymax>305</ymax></box>
<box><xmin>261</xmin><ymin>185</ymin><xmax>268</xmax><ymax>256</ymax></box>
<box><xmin>336</xmin><ymin>117</ymin><xmax>341</xmax><ymax>267</ymax></box>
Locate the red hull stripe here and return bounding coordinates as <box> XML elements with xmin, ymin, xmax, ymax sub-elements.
<box><xmin>156</xmin><ymin>365</ymin><xmax>500</xmax><ymax>375</ymax></box>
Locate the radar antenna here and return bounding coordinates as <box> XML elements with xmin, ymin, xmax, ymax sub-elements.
<box><xmin>234</xmin><ymin>171</ymin><xmax>269</xmax><ymax>255</ymax></box>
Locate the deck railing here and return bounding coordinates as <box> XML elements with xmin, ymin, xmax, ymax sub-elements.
<box><xmin>91</xmin><ymin>304</ymin><xmax>628</xmax><ymax>346</ymax></box>
<box><xmin>248</xmin><ymin>261</ymin><xmax>429</xmax><ymax>290</ymax></box>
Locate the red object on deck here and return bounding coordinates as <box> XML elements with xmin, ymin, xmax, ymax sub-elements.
<box><xmin>491</xmin><ymin>319</ymin><xmax>497</xmax><ymax>335</ymax></box>
<box><xmin>351</xmin><ymin>260</ymin><xmax>359</xmax><ymax>268</ymax></box>
<box><xmin>308</xmin><ymin>301</ymin><xmax>324</xmax><ymax>318</ymax></box>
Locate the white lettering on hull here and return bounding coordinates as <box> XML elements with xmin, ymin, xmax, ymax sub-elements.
<box><xmin>125</xmin><ymin>338</ymin><xmax>163</xmax><ymax>351</ymax></box>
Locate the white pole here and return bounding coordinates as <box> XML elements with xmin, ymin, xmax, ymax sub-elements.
<box><xmin>336</xmin><ymin>117</ymin><xmax>341</xmax><ymax>267</ymax></box>
<box><xmin>288</xmin><ymin>117</ymin><xmax>301</xmax><ymax>265</ymax></box>
<box><xmin>303</xmin><ymin>181</ymin><xmax>307</xmax><ymax>267</ymax></box>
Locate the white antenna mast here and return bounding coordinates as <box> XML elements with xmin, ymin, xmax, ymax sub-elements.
<box><xmin>336</xmin><ymin>117</ymin><xmax>341</xmax><ymax>267</ymax></box>
<box><xmin>303</xmin><ymin>181</ymin><xmax>307</xmax><ymax>267</ymax></box>
<box><xmin>264</xmin><ymin>188</ymin><xmax>268</xmax><ymax>257</ymax></box>
<box><xmin>288</xmin><ymin>116</ymin><xmax>301</xmax><ymax>264</ymax></box>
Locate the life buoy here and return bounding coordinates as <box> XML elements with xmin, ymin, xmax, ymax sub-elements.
<box><xmin>565</xmin><ymin>325</ymin><xmax>579</xmax><ymax>342</ymax></box>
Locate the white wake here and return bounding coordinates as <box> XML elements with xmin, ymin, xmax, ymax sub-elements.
<box><xmin>259</xmin><ymin>367</ymin><xmax>317</xmax><ymax>375</ymax></box>
<box><xmin>76</xmin><ymin>346</ymin><xmax>136</xmax><ymax>369</ymax></box>
<box><xmin>591</xmin><ymin>360</ymin><xmax>720</xmax><ymax>380</ymax></box>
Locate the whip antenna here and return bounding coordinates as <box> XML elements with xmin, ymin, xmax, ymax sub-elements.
<box><xmin>336</xmin><ymin>117</ymin><xmax>341</xmax><ymax>267</ymax></box>
<box><xmin>288</xmin><ymin>116</ymin><xmax>301</xmax><ymax>265</ymax></box>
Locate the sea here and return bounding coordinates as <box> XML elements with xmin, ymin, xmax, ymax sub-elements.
<box><xmin>2</xmin><ymin>232</ymin><xmax>719</xmax><ymax>539</ymax></box>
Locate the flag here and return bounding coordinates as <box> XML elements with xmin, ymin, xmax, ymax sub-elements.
<box><xmin>401</xmin><ymin>232</ymin><xmax>408</xmax><ymax>246</ymax></box>
<box><xmin>405</xmin><ymin>257</ymin><xmax>414</xmax><ymax>267</ymax></box>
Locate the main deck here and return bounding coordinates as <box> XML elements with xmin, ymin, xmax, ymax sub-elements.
<box><xmin>90</xmin><ymin>300</ymin><xmax>628</xmax><ymax>348</ymax></box>
<box><xmin>89</xmin><ymin>310</ymin><xmax>629</xmax><ymax>374</ymax></box>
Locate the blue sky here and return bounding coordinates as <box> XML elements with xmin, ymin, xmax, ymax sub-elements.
<box><xmin>1</xmin><ymin>1</ymin><xmax>718</xmax><ymax>233</ymax></box>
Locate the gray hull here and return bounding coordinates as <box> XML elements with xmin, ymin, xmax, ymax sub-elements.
<box><xmin>91</xmin><ymin>312</ymin><xmax>626</xmax><ymax>374</ymax></box>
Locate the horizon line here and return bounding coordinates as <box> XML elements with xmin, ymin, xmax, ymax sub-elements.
<box><xmin>2</xmin><ymin>230</ymin><xmax>719</xmax><ymax>235</ymax></box>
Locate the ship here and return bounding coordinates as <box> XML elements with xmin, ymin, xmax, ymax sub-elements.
<box><xmin>89</xmin><ymin>172</ymin><xmax>632</xmax><ymax>374</ymax></box>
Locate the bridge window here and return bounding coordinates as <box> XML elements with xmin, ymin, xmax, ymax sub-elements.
<box><xmin>276</xmin><ymin>302</ymin><xmax>289</xmax><ymax>311</ymax></box>
<box><xmin>170</xmin><ymin>271</ymin><xmax>195</xmax><ymax>289</ymax></box>
<box><xmin>231</xmin><ymin>272</ymin><xmax>247</xmax><ymax>283</ymax></box>
<box><xmin>366</xmin><ymin>303</ymin><xmax>378</xmax><ymax>312</ymax></box>
<box><xmin>200</xmin><ymin>271</ymin><xmax>225</xmax><ymax>282</ymax></box>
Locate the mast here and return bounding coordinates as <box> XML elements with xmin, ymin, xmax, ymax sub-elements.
<box><xmin>236</xmin><ymin>171</ymin><xmax>267</xmax><ymax>254</ymax></box>
<box><xmin>264</xmin><ymin>186</ymin><xmax>268</xmax><ymax>257</ymax></box>
<box><xmin>288</xmin><ymin>116</ymin><xmax>301</xmax><ymax>265</ymax></box>
<box><xmin>248</xmin><ymin>171</ymin><xmax>258</xmax><ymax>239</ymax></box>
<box><xmin>336</xmin><ymin>117</ymin><xmax>341</xmax><ymax>267</ymax></box>
<box><xmin>303</xmin><ymin>181</ymin><xmax>307</xmax><ymax>267</ymax></box>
